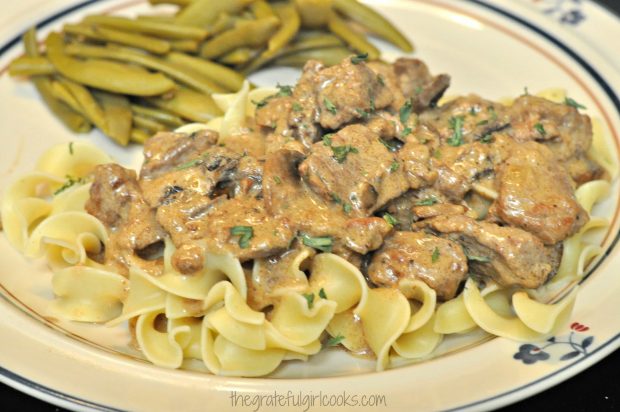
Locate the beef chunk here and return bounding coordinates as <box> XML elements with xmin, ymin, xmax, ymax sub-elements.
<box><xmin>397</xmin><ymin>139</ymin><xmax>438</xmax><ymax>190</ymax></box>
<box><xmin>286</xmin><ymin>60</ymin><xmax>324</xmax><ymax>146</ymax></box>
<box><xmin>157</xmin><ymin>195</ymin><xmax>295</xmax><ymax>267</ymax></box>
<box><xmin>314</xmin><ymin>56</ymin><xmax>392</xmax><ymax>130</ymax></box>
<box><xmin>342</xmin><ymin>217</ymin><xmax>394</xmax><ymax>254</ymax></box>
<box><xmin>368</xmin><ymin>231</ymin><xmax>468</xmax><ymax>300</ymax></box>
<box><xmin>140</xmin><ymin>129</ymin><xmax>218</xmax><ymax>180</ymax></box>
<box><xmin>421</xmin><ymin>214</ymin><xmax>560</xmax><ymax>289</ymax></box>
<box><xmin>431</xmin><ymin>135</ymin><xmax>513</xmax><ymax>201</ymax></box>
<box><xmin>393</xmin><ymin>58</ymin><xmax>451</xmax><ymax>112</ymax></box>
<box><xmin>492</xmin><ymin>141</ymin><xmax>588</xmax><ymax>244</ymax></box>
<box><xmin>86</xmin><ymin>164</ymin><xmax>165</xmax><ymax>274</ymax></box>
<box><xmin>419</xmin><ymin>95</ymin><xmax>510</xmax><ymax>146</ymax></box>
<box><xmin>298</xmin><ymin>124</ymin><xmax>409</xmax><ymax>214</ymax></box>
<box><xmin>140</xmin><ymin>146</ymin><xmax>259</xmax><ymax>207</ymax></box>
<box><xmin>507</xmin><ymin>95</ymin><xmax>602</xmax><ymax>182</ymax></box>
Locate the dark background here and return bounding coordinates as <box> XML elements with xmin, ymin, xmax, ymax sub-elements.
<box><xmin>2</xmin><ymin>0</ymin><xmax>620</xmax><ymax>410</ymax></box>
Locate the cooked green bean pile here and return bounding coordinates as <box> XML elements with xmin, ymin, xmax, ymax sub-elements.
<box><xmin>9</xmin><ymin>0</ymin><xmax>413</xmax><ymax>145</ymax></box>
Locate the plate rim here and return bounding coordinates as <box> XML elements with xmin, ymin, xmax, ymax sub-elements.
<box><xmin>1</xmin><ymin>0</ymin><xmax>619</xmax><ymax>411</ymax></box>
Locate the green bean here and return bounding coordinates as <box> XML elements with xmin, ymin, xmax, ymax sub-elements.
<box><xmin>272</xmin><ymin>46</ymin><xmax>351</xmax><ymax>67</ymax></box>
<box><xmin>333</xmin><ymin>0</ymin><xmax>413</xmax><ymax>52</ymax></box>
<box><xmin>244</xmin><ymin>3</ymin><xmax>300</xmax><ymax>73</ymax></box>
<box><xmin>200</xmin><ymin>16</ymin><xmax>280</xmax><ymax>59</ymax></box>
<box><xmin>50</xmin><ymin>80</ymin><xmax>84</xmax><ymax>113</ymax></box>
<box><xmin>8</xmin><ymin>56</ymin><xmax>55</xmax><ymax>76</ymax></box>
<box><xmin>63</xmin><ymin>23</ymin><xmax>171</xmax><ymax>54</ymax></box>
<box><xmin>165</xmin><ymin>52</ymin><xmax>246</xmax><ymax>91</ymax></box>
<box><xmin>93</xmin><ymin>90</ymin><xmax>132</xmax><ymax>146</ymax></box>
<box><xmin>243</xmin><ymin>33</ymin><xmax>341</xmax><ymax>74</ymax></box>
<box><xmin>65</xmin><ymin>43</ymin><xmax>227</xmax><ymax>94</ymax></box>
<box><xmin>130</xmin><ymin>104</ymin><xmax>185</xmax><ymax>128</ymax></box>
<box><xmin>134</xmin><ymin>114</ymin><xmax>167</xmax><ymax>133</ymax></box>
<box><xmin>219</xmin><ymin>48</ymin><xmax>255</xmax><ymax>65</ymax></box>
<box><xmin>294</xmin><ymin>0</ymin><xmax>333</xmax><ymax>28</ymax></box>
<box><xmin>170</xmin><ymin>39</ymin><xmax>199</xmax><ymax>52</ymax></box>
<box><xmin>23</xmin><ymin>28</ymin><xmax>91</xmax><ymax>133</ymax></box>
<box><xmin>257</xmin><ymin>5</ymin><xmax>302</xmax><ymax>60</ymax></box>
<box><xmin>147</xmin><ymin>87</ymin><xmax>223</xmax><ymax>123</ymax></box>
<box><xmin>327</xmin><ymin>12</ymin><xmax>379</xmax><ymax>59</ymax></box>
<box><xmin>175</xmin><ymin>0</ymin><xmax>255</xmax><ymax>27</ymax></box>
<box><xmin>251</xmin><ymin>1</ymin><xmax>275</xmax><ymax>19</ymax></box>
<box><xmin>136</xmin><ymin>14</ymin><xmax>176</xmax><ymax>23</ymax></box>
<box><xmin>23</xmin><ymin>27</ymin><xmax>39</xmax><ymax>56</ymax></box>
<box><xmin>210</xmin><ymin>13</ymin><xmax>235</xmax><ymax>35</ymax></box>
<box><xmin>33</xmin><ymin>78</ymin><xmax>92</xmax><ymax>132</ymax></box>
<box><xmin>58</xmin><ymin>77</ymin><xmax>107</xmax><ymax>132</ymax></box>
<box><xmin>130</xmin><ymin>128</ymin><xmax>152</xmax><ymax>144</ymax></box>
<box><xmin>46</xmin><ymin>33</ymin><xmax>176</xmax><ymax>96</ymax></box>
<box><xmin>148</xmin><ymin>0</ymin><xmax>191</xmax><ymax>6</ymax></box>
<box><xmin>291</xmin><ymin>33</ymin><xmax>343</xmax><ymax>49</ymax></box>
<box><xmin>83</xmin><ymin>15</ymin><xmax>208</xmax><ymax>40</ymax></box>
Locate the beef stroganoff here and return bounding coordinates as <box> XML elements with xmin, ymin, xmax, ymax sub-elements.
<box><xmin>3</xmin><ymin>55</ymin><xmax>615</xmax><ymax>377</ymax></box>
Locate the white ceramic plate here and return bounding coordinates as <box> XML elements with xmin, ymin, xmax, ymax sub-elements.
<box><xmin>0</xmin><ymin>0</ymin><xmax>619</xmax><ymax>410</ymax></box>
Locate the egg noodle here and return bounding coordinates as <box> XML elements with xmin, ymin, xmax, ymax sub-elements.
<box><xmin>2</xmin><ymin>84</ymin><xmax>615</xmax><ymax>377</ymax></box>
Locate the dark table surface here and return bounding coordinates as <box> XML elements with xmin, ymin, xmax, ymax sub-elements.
<box><xmin>2</xmin><ymin>0</ymin><xmax>620</xmax><ymax>411</ymax></box>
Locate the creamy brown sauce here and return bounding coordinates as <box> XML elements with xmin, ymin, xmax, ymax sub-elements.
<box><xmin>85</xmin><ymin>56</ymin><xmax>601</xmax><ymax>352</ymax></box>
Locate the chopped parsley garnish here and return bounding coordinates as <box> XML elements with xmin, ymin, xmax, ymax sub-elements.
<box><xmin>331</xmin><ymin>145</ymin><xmax>358</xmax><ymax>163</ymax></box>
<box><xmin>331</xmin><ymin>193</ymin><xmax>342</xmax><ymax>204</ymax></box>
<box><xmin>343</xmin><ymin>203</ymin><xmax>352</xmax><ymax>214</ymax></box>
<box><xmin>377</xmin><ymin>74</ymin><xmax>385</xmax><ymax>86</ymax></box>
<box><xmin>54</xmin><ymin>175</ymin><xmax>85</xmax><ymax>195</ymax></box>
<box><xmin>300</xmin><ymin>233</ymin><xmax>333</xmax><ymax>253</ymax></box>
<box><xmin>175</xmin><ymin>158</ymin><xmax>203</xmax><ymax>170</ymax></box>
<box><xmin>389</xmin><ymin>160</ymin><xmax>400</xmax><ymax>173</ymax></box>
<box><xmin>324</xmin><ymin>334</ymin><xmax>345</xmax><ymax>347</ymax></box>
<box><xmin>466</xmin><ymin>254</ymin><xmax>491</xmax><ymax>263</ymax></box>
<box><xmin>476</xmin><ymin>119</ymin><xmax>489</xmax><ymax>126</ymax></box>
<box><xmin>534</xmin><ymin>122</ymin><xmax>546</xmax><ymax>136</ymax></box>
<box><xmin>480</xmin><ymin>133</ymin><xmax>493</xmax><ymax>144</ymax></box>
<box><xmin>383</xmin><ymin>213</ymin><xmax>398</xmax><ymax>226</ymax></box>
<box><xmin>565</xmin><ymin>97</ymin><xmax>586</xmax><ymax>110</ymax></box>
<box><xmin>324</xmin><ymin>97</ymin><xmax>337</xmax><ymax>114</ymax></box>
<box><xmin>400</xmin><ymin>127</ymin><xmax>413</xmax><ymax>138</ymax></box>
<box><xmin>350</xmin><ymin>53</ymin><xmax>368</xmax><ymax>64</ymax></box>
<box><xmin>379</xmin><ymin>137</ymin><xmax>399</xmax><ymax>152</ymax></box>
<box><xmin>433</xmin><ymin>149</ymin><xmax>442</xmax><ymax>159</ymax></box>
<box><xmin>431</xmin><ymin>247</ymin><xmax>440</xmax><ymax>263</ymax></box>
<box><xmin>488</xmin><ymin>106</ymin><xmax>498</xmax><ymax>121</ymax></box>
<box><xmin>369</xmin><ymin>94</ymin><xmax>376</xmax><ymax>112</ymax></box>
<box><xmin>273</xmin><ymin>176</ymin><xmax>282</xmax><ymax>185</ymax></box>
<box><xmin>319</xmin><ymin>288</ymin><xmax>328</xmax><ymax>299</ymax></box>
<box><xmin>355</xmin><ymin>108</ymin><xmax>370</xmax><ymax>120</ymax></box>
<box><xmin>252</xmin><ymin>98</ymin><xmax>269</xmax><ymax>108</ymax></box>
<box><xmin>415</xmin><ymin>197</ymin><xmax>437</xmax><ymax>206</ymax></box>
<box><xmin>398</xmin><ymin>99</ymin><xmax>413</xmax><ymax>124</ymax></box>
<box><xmin>523</xmin><ymin>86</ymin><xmax>529</xmax><ymax>95</ymax></box>
<box><xmin>230</xmin><ymin>226</ymin><xmax>253</xmax><ymax>249</ymax></box>
<box><xmin>414</xmin><ymin>85</ymin><xmax>423</xmax><ymax>95</ymax></box>
<box><xmin>302</xmin><ymin>293</ymin><xmax>315</xmax><ymax>309</ymax></box>
<box><xmin>469</xmin><ymin>107</ymin><xmax>477</xmax><ymax>116</ymax></box>
<box><xmin>292</xmin><ymin>102</ymin><xmax>302</xmax><ymax>112</ymax></box>
<box><xmin>68</xmin><ymin>142</ymin><xmax>74</xmax><ymax>155</ymax></box>
<box><xmin>253</xmin><ymin>85</ymin><xmax>293</xmax><ymax>109</ymax></box>
<box><xmin>276</xmin><ymin>84</ymin><xmax>293</xmax><ymax>97</ymax></box>
<box><xmin>322</xmin><ymin>133</ymin><xmax>333</xmax><ymax>146</ymax></box>
<box><xmin>447</xmin><ymin>115</ymin><xmax>465</xmax><ymax>146</ymax></box>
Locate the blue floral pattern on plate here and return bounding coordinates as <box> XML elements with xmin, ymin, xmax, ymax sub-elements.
<box><xmin>532</xmin><ymin>0</ymin><xmax>587</xmax><ymax>25</ymax></box>
<box><xmin>514</xmin><ymin>322</ymin><xmax>594</xmax><ymax>365</ymax></box>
